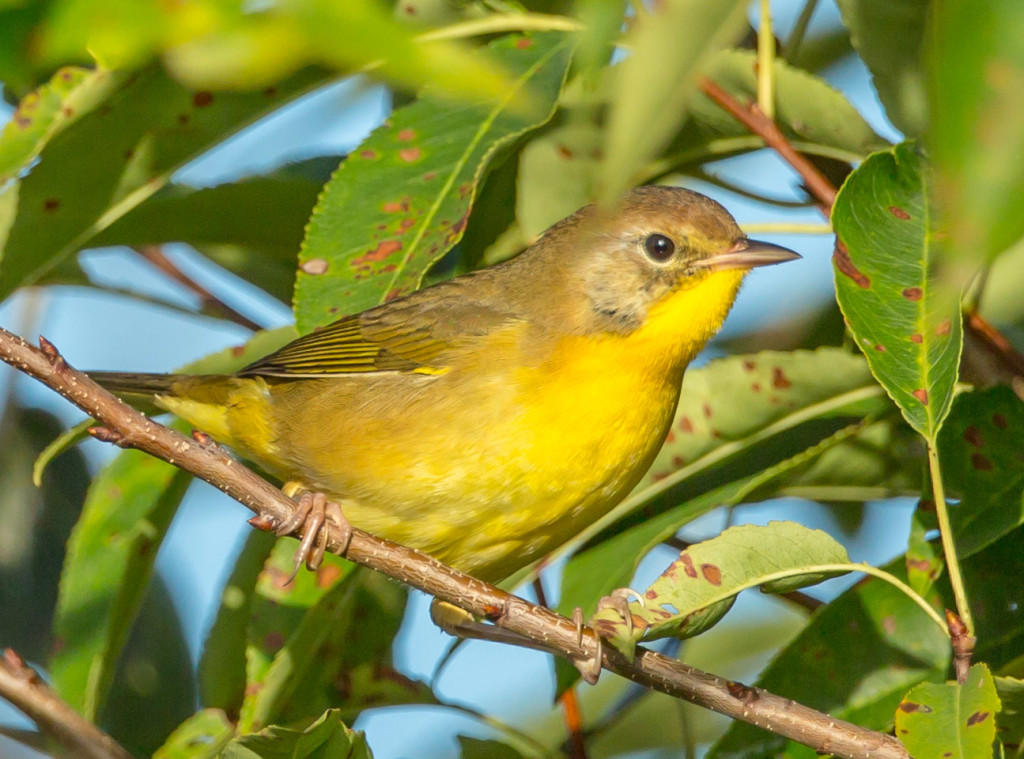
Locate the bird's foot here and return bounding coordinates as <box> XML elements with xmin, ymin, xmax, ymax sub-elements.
<box><xmin>251</xmin><ymin>488</ymin><xmax>353</xmax><ymax>584</ymax></box>
<box><xmin>571</xmin><ymin>588</ymin><xmax>645</xmax><ymax>684</ymax></box>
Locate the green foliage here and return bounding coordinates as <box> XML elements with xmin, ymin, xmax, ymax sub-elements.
<box><xmin>295</xmin><ymin>31</ymin><xmax>572</xmax><ymax>331</ymax></box>
<box><xmin>2</xmin><ymin>1</ymin><xmax>1024</xmax><ymax>758</ymax></box>
<box><xmin>832</xmin><ymin>142</ymin><xmax>962</xmax><ymax>440</ymax></box>
<box><xmin>930</xmin><ymin>0</ymin><xmax>1024</xmax><ymax>281</ymax></box>
<box><xmin>836</xmin><ymin>0</ymin><xmax>930</xmax><ymax>137</ymax></box>
<box><xmin>895</xmin><ymin>664</ymin><xmax>1000</xmax><ymax>759</ymax></box>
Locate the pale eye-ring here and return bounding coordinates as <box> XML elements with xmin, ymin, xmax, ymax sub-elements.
<box><xmin>644</xmin><ymin>233</ymin><xmax>676</xmax><ymax>262</ymax></box>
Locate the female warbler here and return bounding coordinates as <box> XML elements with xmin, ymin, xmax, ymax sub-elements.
<box><xmin>93</xmin><ymin>186</ymin><xmax>798</xmax><ymax>583</ymax></box>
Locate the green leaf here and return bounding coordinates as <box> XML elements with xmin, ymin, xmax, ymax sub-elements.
<box><xmin>240</xmin><ymin>550</ymin><xmax>432</xmax><ymax>732</ymax></box>
<box><xmin>0</xmin><ymin>64</ymin><xmax>327</xmax><ymax>302</ymax></box>
<box><xmin>895</xmin><ymin>663</ymin><xmax>1000</xmax><ymax>759</ymax></box>
<box><xmin>709</xmin><ymin>556</ymin><xmax>950</xmax><ymax>759</ymax></box>
<box><xmin>600</xmin><ymin>0</ymin><xmax>748</xmax><ymax>200</ymax></box>
<box><xmin>294</xmin><ymin>31</ymin><xmax>572</xmax><ymax>332</ymax></box>
<box><xmin>101</xmin><ymin>579</ymin><xmax>196</xmax><ymax>757</ymax></box>
<box><xmin>153</xmin><ymin>709</ymin><xmax>235</xmax><ymax>759</ymax></box>
<box><xmin>0</xmin><ymin>405</ymin><xmax>90</xmax><ymax>662</ymax></box>
<box><xmin>939</xmin><ymin>387</ymin><xmax>1024</xmax><ymax>557</ymax></box>
<box><xmin>835</xmin><ymin>0</ymin><xmax>929</xmax><ymax>137</ymax></box>
<box><xmin>199</xmin><ymin>530</ymin><xmax>276</xmax><ymax>716</ymax></box>
<box><xmin>591</xmin><ymin>522</ymin><xmax>850</xmax><ymax>657</ymax></box>
<box><xmin>930</xmin><ymin>0</ymin><xmax>1024</xmax><ymax>275</ymax></box>
<box><xmin>90</xmin><ymin>159</ymin><xmax>332</xmax><ymax>300</ymax></box>
<box><xmin>49</xmin><ymin>434</ymin><xmax>193</xmax><ymax>719</ymax></box>
<box><xmin>832</xmin><ymin>142</ymin><xmax>962</xmax><ymax>440</ymax></box>
<box><xmin>457</xmin><ymin>736</ymin><xmax>528</xmax><ymax>759</ymax></box>
<box><xmin>906</xmin><ymin>501</ymin><xmax>942</xmax><ymax>598</ymax></box>
<box><xmin>516</xmin><ymin>119</ymin><xmax>601</xmax><ymax>239</ymax></box>
<box><xmin>0</xmin><ymin>1</ymin><xmax>52</xmax><ymax>97</ymax></box>
<box><xmin>0</xmin><ymin>65</ymin><xmax>96</xmax><ymax>182</ymax></box>
<box><xmin>995</xmin><ymin>676</ymin><xmax>1024</xmax><ymax>749</ymax></box>
<box><xmin>558</xmin><ymin>348</ymin><xmax>889</xmax><ymax>619</ymax></box>
<box><xmin>41</xmin><ymin>0</ymin><xmax>517</xmax><ymax>105</ymax></box>
<box><xmin>221</xmin><ymin>709</ymin><xmax>372</xmax><ymax>759</ymax></box>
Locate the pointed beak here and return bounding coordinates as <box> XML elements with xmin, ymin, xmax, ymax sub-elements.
<box><xmin>695</xmin><ymin>238</ymin><xmax>802</xmax><ymax>272</ymax></box>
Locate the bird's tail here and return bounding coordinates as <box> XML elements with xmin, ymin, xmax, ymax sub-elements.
<box><xmin>89</xmin><ymin>371</ymin><xmax>184</xmax><ymax>401</ymax></box>
<box><xmin>88</xmin><ymin>371</ymin><xmax>245</xmax><ymax>445</ymax></box>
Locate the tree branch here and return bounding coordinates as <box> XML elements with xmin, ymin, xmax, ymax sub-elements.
<box><xmin>0</xmin><ymin>649</ymin><xmax>132</xmax><ymax>759</ymax></box>
<box><xmin>0</xmin><ymin>326</ymin><xmax>908</xmax><ymax>759</ymax></box>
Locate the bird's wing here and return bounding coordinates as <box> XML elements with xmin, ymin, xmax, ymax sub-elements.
<box><xmin>239</xmin><ymin>280</ymin><xmax>519</xmax><ymax>378</ymax></box>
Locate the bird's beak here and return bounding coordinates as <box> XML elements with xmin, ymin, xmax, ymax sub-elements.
<box><xmin>695</xmin><ymin>238</ymin><xmax>802</xmax><ymax>271</ymax></box>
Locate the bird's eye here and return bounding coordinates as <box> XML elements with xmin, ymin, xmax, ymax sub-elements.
<box><xmin>643</xmin><ymin>234</ymin><xmax>676</xmax><ymax>262</ymax></box>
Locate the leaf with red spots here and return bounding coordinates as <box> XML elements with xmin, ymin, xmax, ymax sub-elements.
<box><xmin>0</xmin><ymin>66</ymin><xmax>96</xmax><ymax>183</ymax></box>
<box><xmin>832</xmin><ymin>142</ymin><xmax>963</xmax><ymax>439</ymax></box>
<box><xmin>895</xmin><ymin>663</ymin><xmax>1000</xmax><ymax>759</ymax></box>
<box><xmin>939</xmin><ymin>387</ymin><xmax>1024</xmax><ymax>557</ymax></box>
<box><xmin>0</xmin><ymin>65</ymin><xmax>328</xmax><ymax>302</ymax></box>
<box><xmin>591</xmin><ymin>522</ymin><xmax>851</xmax><ymax>658</ymax></box>
<box><xmin>294</xmin><ymin>32</ymin><xmax>572</xmax><ymax>332</ymax></box>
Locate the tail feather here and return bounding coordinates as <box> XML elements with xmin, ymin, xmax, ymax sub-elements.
<box><xmin>88</xmin><ymin>371</ymin><xmax>264</xmax><ymax>451</ymax></box>
<box><xmin>89</xmin><ymin>371</ymin><xmax>183</xmax><ymax>399</ymax></box>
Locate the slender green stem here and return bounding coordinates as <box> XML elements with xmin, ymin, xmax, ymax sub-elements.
<box><xmin>757</xmin><ymin>0</ymin><xmax>776</xmax><ymax>119</ymax></box>
<box><xmin>792</xmin><ymin>563</ymin><xmax>949</xmax><ymax>635</ymax></box>
<box><xmin>642</xmin><ymin>137</ymin><xmax>866</xmax><ymax>182</ymax></box>
<box><xmin>417</xmin><ymin>13</ymin><xmax>583</xmax><ymax>43</ymax></box>
<box><xmin>927</xmin><ymin>439</ymin><xmax>974</xmax><ymax>635</ymax></box>
<box><xmin>783</xmin><ymin>0</ymin><xmax>820</xmax><ymax>62</ymax></box>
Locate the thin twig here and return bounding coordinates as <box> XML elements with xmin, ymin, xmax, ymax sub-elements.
<box><xmin>0</xmin><ymin>649</ymin><xmax>133</xmax><ymax>759</ymax></box>
<box><xmin>0</xmin><ymin>327</ymin><xmax>908</xmax><ymax>759</ymax></box>
<box><xmin>698</xmin><ymin>78</ymin><xmax>837</xmax><ymax>216</ymax></box>
<box><xmin>134</xmin><ymin>246</ymin><xmax>263</xmax><ymax>332</ymax></box>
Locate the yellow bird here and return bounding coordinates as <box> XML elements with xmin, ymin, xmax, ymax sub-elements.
<box><xmin>93</xmin><ymin>186</ymin><xmax>798</xmax><ymax>584</ymax></box>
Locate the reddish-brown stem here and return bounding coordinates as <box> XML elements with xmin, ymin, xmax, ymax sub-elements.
<box><xmin>699</xmin><ymin>77</ymin><xmax>837</xmax><ymax>217</ymax></box>
<box><xmin>135</xmin><ymin>245</ymin><xmax>263</xmax><ymax>332</ymax></box>
<box><xmin>0</xmin><ymin>327</ymin><xmax>908</xmax><ymax>759</ymax></box>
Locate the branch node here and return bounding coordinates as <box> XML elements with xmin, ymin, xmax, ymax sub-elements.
<box><xmin>88</xmin><ymin>426</ymin><xmax>127</xmax><ymax>446</ymax></box>
<box><xmin>2</xmin><ymin>649</ymin><xmax>37</xmax><ymax>683</ymax></box>
<box><xmin>191</xmin><ymin>429</ymin><xmax>218</xmax><ymax>448</ymax></box>
<box><xmin>946</xmin><ymin>609</ymin><xmax>976</xmax><ymax>684</ymax></box>
<box><xmin>37</xmin><ymin>336</ymin><xmax>66</xmax><ymax>368</ymax></box>
<box><xmin>727</xmin><ymin>680</ymin><xmax>760</xmax><ymax>705</ymax></box>
<box><xmin>248</xmin><ymin>513</ymin><xmax>277</xmax><ymax>532</ymax></box>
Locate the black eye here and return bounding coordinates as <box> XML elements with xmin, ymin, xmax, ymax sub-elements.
<box><xmin>644</xmin><ymin>233</ymin><xmax>676</xmax><ymax>262</ymax></box>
